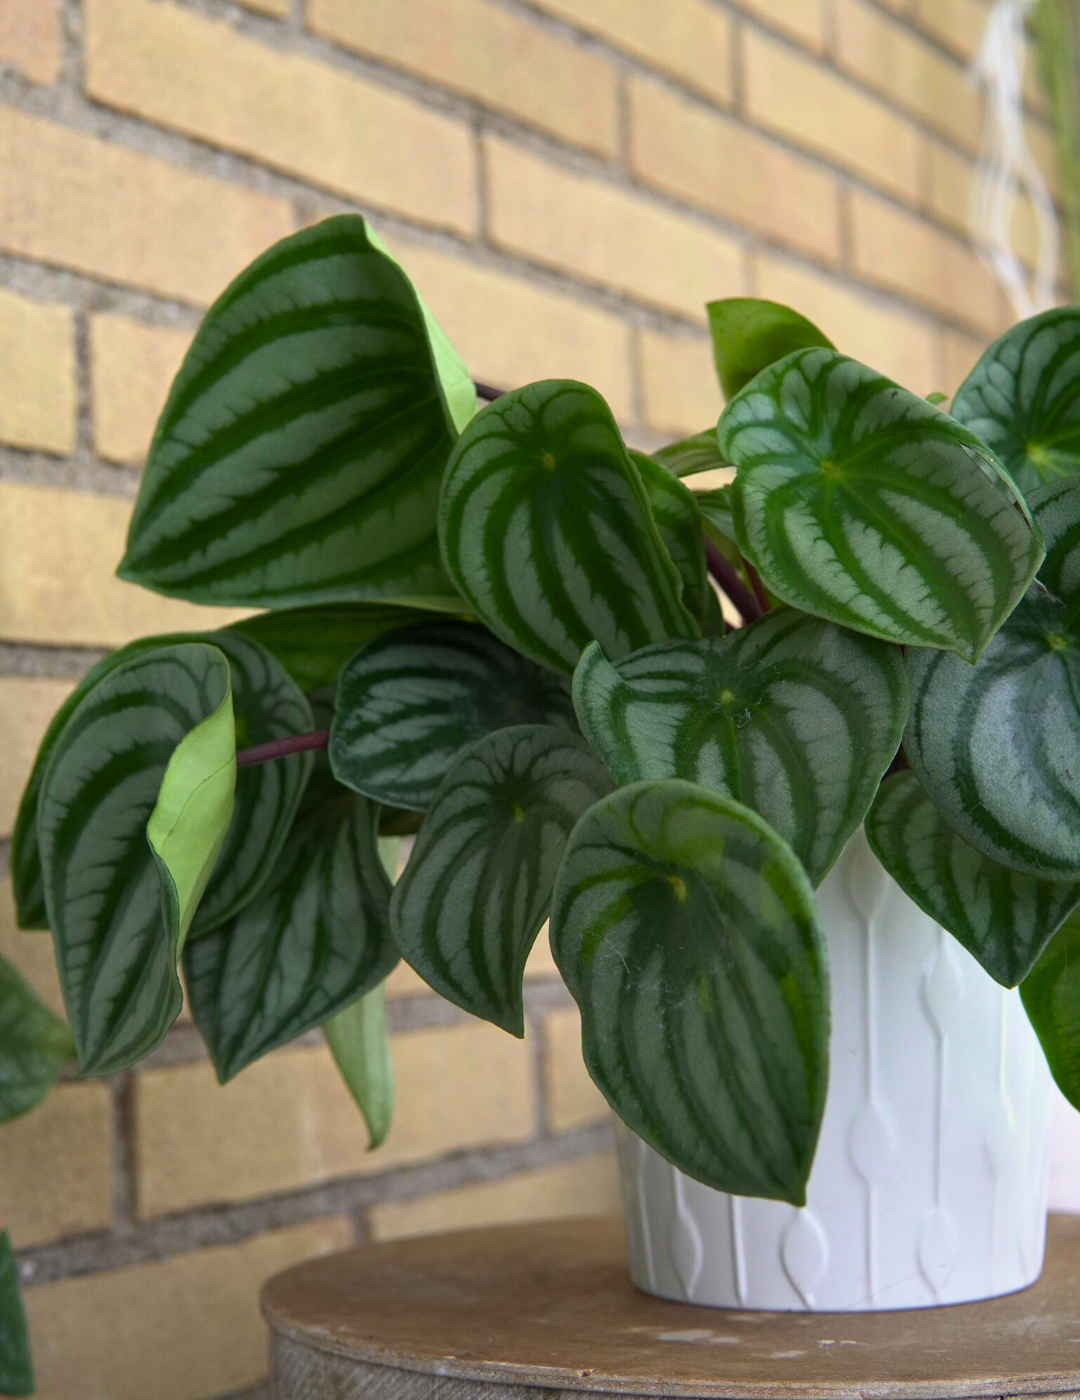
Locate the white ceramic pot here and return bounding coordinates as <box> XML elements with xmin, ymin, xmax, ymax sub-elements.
<box><xmin>616</xmin><ymin>830</ymin><xmax>1053</xmax><ymax>1311</ymax></box>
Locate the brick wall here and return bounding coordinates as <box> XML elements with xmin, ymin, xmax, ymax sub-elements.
<box><xmin>0</xmin><ymin>1</ymin><xmax>1055</xmax><ymax>1397</ymax></box>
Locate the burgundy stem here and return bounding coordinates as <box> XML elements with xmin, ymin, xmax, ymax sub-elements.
<box><xmin>473</xmin><ymin>381</ymin><xmax>508</xmax><ymax>401</ymax></box>
<box><xmin>703</xmin><ymin>539</ymin><xmax>763</xmax><ymax>624</ymax></box>
<box><xmin>745</xmin><ymin>559</ymin><xmax>770</xmax><ymax>613</ymax></box>
<box><xmin>236</xmin><ymin>730</ymin><xmax>329</xmax><ymax>768</ymax></box>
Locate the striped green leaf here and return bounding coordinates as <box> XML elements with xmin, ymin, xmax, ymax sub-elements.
<box><xmin>866</xmin><ymin>771</ymin><xmax>1080</xmax><ymax>987</ymax></box>
<box><xmin>0</xmin><ymin>956</ymin><xmax>74</xmax><ymax>1123</ymax></box>
<box><xmin>951</xmin><ymin>307</ymin><xmax>1080</xmax><ymax>495</ymax></box>
<box><xmin>0</xmin><ymin>1233</ymin><xmax>32</xmax><ymax>1396</ymax></box>
<box><xmin>184</xmin><ymin>757</ymin><xmax>397</xmax><ymax>1082</ymax></box>
<box><xmin>653</xmin><ymin>429</ymin><xmax>730</xmax><ymax>479</ymax></box>
<box><xmin>906</xmin><ymin>586</ymin><xmax>1080</xmax><ymax>879</ymax></box>
<box><xmin>1021</xmin><ymin>909</ymin><xmax>1080</xmax><ymax>1109</ymax></box>
<box><xmin>694</xmin><ymin>485</ymin><xmax>737</xmax><ymax>544</ymax></box>
<box><xmin>391</xmin><ymin>726</ymin><xmax>613</xmax><ymax>1035</ymax></box>
<box><xmin>37</xmin><ymin>644</ymin><xmax>235</xmax><ymax>1074</ymax></box>
<box><xmin>630</xmin><ymin>450</ymin><xmax>713</xmax><ymax>629</ymax></box>
<box><xmin>1028</xmin><ymin>477</ymin><xmax>1080</xmax><ymax>612</ymax></box>
<box><xmin>330</xmin><ymin>620</ymin><xmax>578</xmax><ymax>811</ymax></box>
<box><xmin>573</xmin><ymin>612</ymin><xmax>907</xmax><ymax>886</ymax></box>
<box><xmin>324</xmin><ymin>984</ymin><xmax>394</xmax><ymax>1149</ymax></box>
<box><xmin>119</xmin><ymin>215</ymin><xmax>464</xmax><ymax>610</ymax></box>
<box><xmin>707</xmin><ymin>298</ymin><xmax>833</xmax><ymax>400</ymax></box>
<box><xmin>550</xmin><ymin>779</ymin><xmax>828</xmax><ymax>1203</ymax></box>
<box><xmin>721</xmin><ymin>349</ymin><xmax>1043</xmax><ymax>662</ymax></box>
<box><xmin>438</xmin><ymin>380</ymin><xmax>700</xmax><ymax>674</ymax></box>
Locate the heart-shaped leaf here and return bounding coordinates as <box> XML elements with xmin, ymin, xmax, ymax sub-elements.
<box><xmin>630</xmin><ymin>450</ymin><xmax>713</xmax><ymax>628</ymax></box>
<box><xmin>573</xmin><ymin>611</ymin><xmax>907</xmax><ymax>886</ymax></box>
<box><xmin>438</xmin><ymin>380</ymin><xmax>699</xmax><ymax>674</ymax></box>
<box><xmin>707</xmin><ymin>298</ymin><xmax>833</xmax><ymax>400</ymax></box>
<box><xmin>906</xmin><ymin>587</ymin><xmax>1080</xmax><ymax>879</ymax></box>
<box><xmin>1028</xmin><ymin>477</ymin><xmax>1080</xmax><ymax>612</ymax></box>
<box><xmin>324</xmin><ymin>983</ymin><xmax>395</xmax><ymax>1150</ymax></box>
<box><xmin>119</xmin><ymin>215</ymin><xmax>464</xmax><ymax>609</ymax></box>
<box><xmin>550</xmin><ymin>778</ymin><xmax>828</xmax><ymax>1203</ymax></box>
<box><xmin>0</xmin><ymin>1233</ymin><xmax>32</xmax><ymax>1396</ymax></box>
<box><xmin>37</xmin><ymin>644</ymin><xmax>235</xmax><ymax>1074</ymax></box>
<box><xmin>330</xmin><ymin>620</ymin><xmax>577</xmax><ymax>810</ymax></box>
<box><xmin>653</xmin><ymin>429</ymin><xmax>730</xmax><ymax>479</ymax></box>
<box><xmin>1021</xmin><ymin>909</ymin><xmax>1080</xmax><ymax>1109</ymax></box>
<box><xmin>952</xmin><ymin>307</ymin><xmax>1080</xmax><ymax>495</ymax></box>
<box><xmin>721</xmin><ymin>348</ymin><xmax>1043</xmax><ymax>662</ymax></box>
<box><xmin>866</xmin><ymin>770</ymin><xmax>1080</xmax><ymax>987</ymax></box>
<box><xmin>0</xmin><ymin>955</ymin><xmax>74</xmax><ymax>1122</ymax></box>
<box><xmin>391</xmin><ymin>725</ymin><xmax>613</xmax><ymax>1036</ymax></box>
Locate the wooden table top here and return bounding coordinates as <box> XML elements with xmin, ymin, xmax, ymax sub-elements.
<box><xmin>261</xmin><ymin>1214</ymin><xmax>1080</xmax><ymax>1399</ymax></box>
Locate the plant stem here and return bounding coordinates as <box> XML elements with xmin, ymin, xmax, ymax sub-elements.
<box><xmin>236</xmin><ymin>730</ymin><xmax>329</xmax><ymax>767</ymax></box>
<box><xmin>745</xmin><ymin>560</ymin><xmax>770</xmax><ymax>613</ymax></box>
<box><xmin>703</xmin><ymin>539</ymin><xmax>763</xmax><ymax>624</ymax></box>
<box><xmin>473</xmin><ymin>381</ymin><xmax>508</xmax><ymax>401</ymax></box>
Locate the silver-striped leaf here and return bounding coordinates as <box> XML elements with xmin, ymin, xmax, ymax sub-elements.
<box><xmin>119</xmin><ymin>215</ymin><xmax>463</xmax><ymax>609</ymax></box>
<box><xmin>694</xmin><ymin>485</ymin><xmax>737</xmax><ymax>544</ymax></box>
<box><xmin>390</xmin><ymin>725</ymin><xmax>613</xmax><ymax>1036</ymax></box>
<box><xmin>906</xmin><ymin>586</ymin><xmax>1080</xmax><ymax>879</ymax></box>
<box><xmin>1028</xmin><ymin>477</ymin><xmax>1080</xmax><ymax>612</ymax></box>
<box><xmin>550</xmin><ymin>778</ymin><xmax>828</xmax><ymax>1203</ymax></box>
<box><xmin>37</xmin><ymin>644</ymin><xmax>235</xmax><ymax>1074</ymax></box>
<box><xmin>721</xmin><ymin>349</ymin><xmax>1043</xmax><ymax>662</ymax></box>
<box><xmin>653</xmin><ymin>429</ymin><xmax>730</xmax><ymax>479</ymax></box>
<box><xmin>0</xmin><ymin>1233</ymin><xmax>32</xmax><ymax>1397</ymax></box>
<box><xmin>951</xmin><ymin>307</ymin><xmax>1080</xmax><ymax>495</ymax></box>
<box><xmin>330</xmin><ymin>620</ymin><xmax>577</xmax><ymax>811</ymax></box>
<box><xmin>630</xmin><ymin>449</ymin><xmax>713</xmax><ymax>628</ymax></box>
<box><xmin>866</xmin><ymin>770</ymin><xmax>1080</xmax><ymax>987</ymax></box>
<box><xmin>438</xmin><ymin>380</ymin><xmax>700</xmax><ymax>674</ymax></box>
<box><xmin>707</xmin><ymin>298</ymin><xmax>833</xmax><ymax>400</ymax></box>
<box><xmin>572</xmin><ymin>611</ymin><xmax>907</xmax><ymax>886</ymax></box>
<box><xmin>1021</xmin><ymin>909</ymin><xmax>1080</xmax><ymax>1109</ymax></box>
<box><xmin>0</xmin><ymin>956</ymin><xmax>74</xmax><ymax>1123</ymax></box>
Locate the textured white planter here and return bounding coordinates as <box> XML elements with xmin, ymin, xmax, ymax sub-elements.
<box><xmin>616</xmin><ymin>830</ymin><xmax>1053</xmax><ymax>1311</ymax></box>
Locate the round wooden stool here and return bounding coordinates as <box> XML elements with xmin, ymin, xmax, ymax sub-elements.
<box><xmin>262</xmin><ymin>1213</ymin><xmax>1080</xmax><ymax>1399</ymax></box>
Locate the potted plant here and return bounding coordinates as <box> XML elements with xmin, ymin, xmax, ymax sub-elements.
<box><xmin>8</xmin><ymin>215</ymin><xmax>1080</xmax><ymax>1322</ymax></box>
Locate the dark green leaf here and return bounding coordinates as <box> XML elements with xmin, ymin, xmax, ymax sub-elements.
<box><xmin>0</xmin><ymin>956</ymin><xmax>74</xmax><ymax>1122</ymax></box>
<box><xmin>693</xmin><ymin>485</ymin><xmax>737</xmax><ymax>543</ymax></box>
<box><xmin>391</xmin><ymin>725</ymin><xmax>613</xmax><ymax>1035</ymax></box>
<box><xmin>630</xmin><ymin>450</ymin><xmax>712</xmax><ymax>627</ymax></box>
<box><xmin>0</xmin><ymin>1233</ymin><xmax>32</xmax><ymax>1395</ymax></box>
<box><xmin>324</xmin><ymin>983</ymin><xmax>394</xmax><ymax>1149</ymax></box>
<box><xmin>438</xmin><ymin>380</ymin><xmax>699</xmax><ymax>674</ymax></box>
<box><xmin>653</xmin><ymin>429</ymin><xmax>729</xmax><ymax>479</ymax></box>
<box><xmin>550</xmin><ymin>778</ymin><xmax>828</xmax><ymax>1203</ymax></box>
<box><xmin>707</xmin><ymin>298</ymin><xmax>833</xmax><ymax>400</ymax></box>
<box><xmin>1021</xmin><ymin>910</ymin><xmax>1080</xmax><ymax>1109</ymax></box>
<box><xmin>119</xmin><ymin>215</ymin><xmax>463</xmax><ymax>609</ymax></box>
<box><xmin>722</xmin><ymin>348</ymin><xmax>1043</xmax><ymax>662</ymax></box>
<box><xmin>866</xmin><ymin>770</ymin><xmax>1080</xmax><ymax>987</ymax></box>
<box><xmin>1028</xmin><ymin>477</ymin><xmax>1080</xmax><ymax>611</ymax></box>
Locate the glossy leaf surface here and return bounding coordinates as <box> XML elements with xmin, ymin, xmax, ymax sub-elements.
<box><xmin>722</xmin><ymin>349</ymin><xmax>1043</xmax><ymax>661</ymax></box>
<box><xmin>653</xmin><ymin>429</ymin><xmax>729</xmax><ymax>479</ymax></box>
<box><xmin>324</xmin><ymin>983</ymin><xmax>394</xmax><ymax>1149</ymax></box>
<box><xmin>120</xmin><ymin>215</ymin><xmax>461</xmax><ymax>609</ymax></box>
<box><xmin>391</xmin><ymin>726</ymin><xmax>613</xmax><ymax>1035</ymax></box>
<box><xmin>1021</xmin><ymin>910</ymin><xmax>1080</xmax><ymax>1109</ymax></box>
<box><xmin>0</xmin><ymin>1234</ymin><xmax>32</xmax><ymax>1396</ymax></box>
<box><xmin>694</xmin><ymin>485</ymin><xmax>737</xmax><ymax>544</ymax></box>
<box><xmin>551</xmin><ymin>779</ymin><xmax>828</xmax><ymax>1202</ymax></box>
<box><xmin>707</xmin><ymin>298</ymin><xmax>833</xmax><ymax>400</ymax></box>
<box><xmin>573</xmin><ymin>612</ymin><xmax>907</xmax><ymax>886</ymax></box>
<box><xmin>0</xmin><ymin>956</ymin><xmax>74</xmax><ymax>1122</ymax></box>
<box><xmin>1029</xmin><ymin>477</ymin><xmax>1080</xmax><ymax>612</ymax></box>
<box><xmin>631</xmin><ymin>450</ymin><xmax>712</xmax><ymax>627</ymax></box>
<box><xmin>866</xmin><ymin>771</ymin><xmax>1080</xmax><ymax>987</ymax></box>
<box><xmin>439</xmin><ymin>380</ymin><xmax>699</xmax><ymax>674</ymax></box>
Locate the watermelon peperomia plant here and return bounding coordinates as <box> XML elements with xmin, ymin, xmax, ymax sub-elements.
<box><xmin>10</xmin><ymin>215</ymin><xmax>1080</xmax><ymax>1217</ymax></box>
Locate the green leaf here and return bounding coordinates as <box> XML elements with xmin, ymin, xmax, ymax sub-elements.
<box><xmin>906</xmin><ymin>586</ymin><xmax>1080</xmax><ymax>880</ymax></box>
<box><xmin>550</xmin><ymin>779</ymin><xmax>828</xmax><ymax>1203</ymax></box>
<box><xmin>37</xmin><ymin>644</ymin><xmax>233</xmax><ymax>1075</ymax></box>
<box><xmin>0</xmin><ymin>1233</ymin><xmax>32</xmax><ymax>1396</ymax></box>
<box><xmin>119</xmin><ymin>215</ymin><xmax>462</xmax><ymax>609</ymax></box>
<box><xmin>330</xmin><ymin>620</ymin><xmax>577</xmax><ymax>811</ymax></box>
<box><xmin>0</xmin><ymin>955</ymin><xmax>74</xmax><ymax>1122</ymax></box>
<box><xmin>573</xmin><ymin>611</ymin><xmax>907</xmax><ymax>886</ymax></box>
<box><xmin>693</xmin><ymin>485</ymin><xmax>737</xmax><ymax>544</ymax></box>
<box><xmin>951</xmin><ymin>307</ymin><xmax>1080</xmax><ymax>495</ymax></box>
<box><xmin>1028</xmin><ymin>477</ymin><xmax>1080</xmax><ymax>611</ymax></box>
<box><xmin>653</xmin><ymin>429</ymin><xmax>730</xmax><ymax>479</ymax></box>
<box><xmin>1021</xmin><ymin>909</ymin><xmax>1080</xmax><ymax>1109</ymax></box>
<box><xmin>866</xmin><ymin>771</ymin><xmax>1080</xmax><ymax>987</ymax></box>
<box><xmin>438</xmin><ymin>380</ymin><xmax>700</xmax><ymax>674</ymax></box>
<box><xmin>324</xmin><ymin>983</ymin><xmax>394</xmax><ymax>1149</ymax></box>
<box><xmin>707</xmin><ymin>298</ymin><xmax>833</xmax><ymax>400</ymax></box>
<box><xmin>630</xmin><ymin>450</ymin><xmax>712</xmax><ymax>627</ymax></box>
<box><xmin>390</xmin><ymin>726</ymin><xmax>613</xmax><ymax>1036</ymax></box>
<box><xmin>722</xmin><ymin>348</ymin><xmax>1043</xmax><ymax>662</ymax></box>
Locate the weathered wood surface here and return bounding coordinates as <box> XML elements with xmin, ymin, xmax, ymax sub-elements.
<box><xmin>263</xmin><ymin>1214</ymin><xmax>1080</xmax><ymax>1399</ymax></box>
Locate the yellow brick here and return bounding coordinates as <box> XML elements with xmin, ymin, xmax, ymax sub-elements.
<box><xmin>0</xmin><ymin>289</ymin><xmax>75</xmax><ymax>456</ymax></box>
<box><xmin>743</xmin><ymin>27</ymin><xmax>925</xmax><ymax>203</ymax></box>
<box><xmin>0</xmin><ymin>107</ymin><xmax>291</xmax><ymax>307</ymax></box>
<box><xmin>0</xmin><ymin>1083</ymin><xmax>112</xmax><ymax>1247</ymax></box>
<box><xmin>942</xmin><ymin>328</ymin><xmax>988</xmax><ymax>397</ymax></box>
<box><xmin>90</xmin><ymin>316</ymin><xmax>191</xmax><ymax>466</ymax></box>
<box><xmin>0</xmin><ymin>0</ymin><xmax>61</xmax><ymax>83</ymax></box>
<box><xmin>527</xmin><ymin>0</ymin><xmax>733</xmax><ymax>105</ymax></box>
<box><xmin>0</xmin><ymin>881</ymin><xmax>64</xmax><ymax>1016</ymax></box>
<box><xmin>1027</xmin><ymin>115</ymin><xmax>1061</xmax><ymax>202</ymax></box>
<box><xmin>486</xmin><ymin>137</ymin><xmax>745</xmax><ymax>322</ymax></box>
<box><xmin>380</xmin><ymin>238</ymin><xmax>634</xmax><ymax>422</ymax></box>
<box><xmin>0</xmin><ymin>481</ymin><xmax>251</xmax><ymax>648</ymax></box>
<box><xmin>0</xmin><ymin>677</ymin><xmax>74</xmax><ymax>836</ymax></box>
<box><xmin>543</xmin><ymin>1005</ymin><xmax>608</xmax><ymax>1132</ymax></box>
<box><xmin>912</xmin><ymin>0</ymin><xmax>987</xmax><ymax>60</ymax></box>
<box><xmin>26</xmin><ymin>1218</ymin><xmax>352</xmax><ymax>1400</ymax></box>
<box><xmin>628</xmin><ymin>77</ymin><xmax>840</xmax><ymax>265</ymax></box>
<box><xmin>836</xmin><ymin>0</ymin><xmax>980</xmax><ymax>152</ymax></box>
<box><xmin>639</xmin><ymin>329</ymin><xmax>721</xmax><ymax>437</ymax></box>
<box><xmin>369</xmin><ymin>1152</ymin><xmax>620</xmax><ymax>1241</ymax></box>
<box><xmin>731</xmin><ymin>0</ymin><xmax>826</xmax><ymax>49</ymax></box>
<box><xmin>135</xmin><ymin>1021</ymin><xmax>535</xmax><ymax>1216</ymax></box>
<box><xmin>851</xmin><ymin>191</ymin><xmax>1007</xmax><ymax>337</ymax></box>
<box><xmin>308</xmin><ymin>0</ymin><xmax>618</xmax><ymax>158</ymax></box>
<box><xmin>753</xmin><ymin>251</ymin><xmax>941</xmax><ymax>396</ymax></box>
<box><xmin>926</xmin><ymin>140</ymin><xmax>1042</xmax><ymax>273</ymax></box>
<box><xmin>86</xmin><ymin>0</ymin><xmax>476</xmax><ymax>237</ymax></box>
